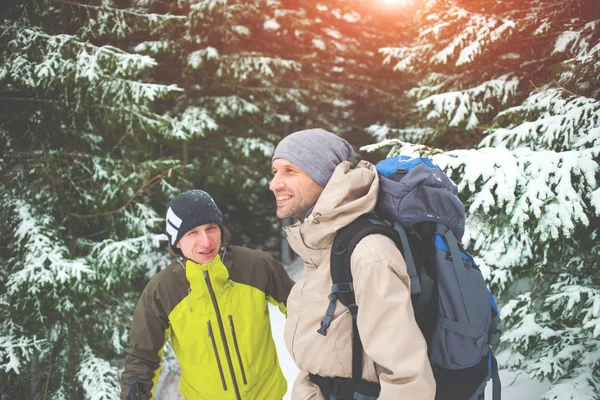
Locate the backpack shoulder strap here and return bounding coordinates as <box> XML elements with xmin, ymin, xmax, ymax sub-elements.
<box><xmin>318</xmin><ymin>214</ymin><xmax>398</xmax><ymax>336</ymax></box>
<box><xmin>330</xmin><ymin>214</ymin><xmax>400</xmax><ymax>306</ymax></box>
<box><xmin>318</xmin><ymin>213</ymin><xmax>400</xmax><ymax>385</ymax></box>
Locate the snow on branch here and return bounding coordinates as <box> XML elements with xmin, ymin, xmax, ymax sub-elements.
<box><xmin>483</xmin><ymin>89</ymin><xmax>600</xmax><ymax>152</ymax></box>
<box><xmin>188</xmin><ymin>47</ymin><xmax>220</xmax><ymax>69</ymax></box>
<box><xmin>547</xmin><ymin>280</ymin><xmax>600</xmax><ymax>337</ymax></box>
<box><xmin>361</xmin><ymin>138</ymin><xmax>441</xmax><ymax>159</ymax></box>
<box><xmin>232</xmin><ymin>137</ymin><xmax>274</xmax><ymax>158</ymax></box>
<box><xmin>552</xmin><ymin>19</ymin><xmax>599</xmax><ymax>60</ymax></box>
<box><xmin>7</xmin><ymin>27</ymin><xmax>158</xmax><ymax>80</ymax></box>
<box><xmin>175</xmin><ymin>106</ymin><xmax>218</xmax><ymax>139</ymax></box>
<box><xmin>365</xmin><ymin>124</ymin><xmax>437</xmax><ymax>143</ymax></box>
<box><xmin>216</xmin><ymin>53</ymin><xmax>301</xmax><ymax>82</ymax></box>
<box><xmin>1</xmin><ymin>24</ymin><xmax>184</xmax><ymax>122</ymax></box>
<box><xmin>0</xmin><ymin>321</ymin><xmax>45</xmax><ymax>374</ymax></box>
<box><xmin>406</xmin><ymin>72</ymin><xmax>457</xmax><ymax>99</ymax></box>
<box><xmin>416</xmin><ymin>75</ymin><xmax>519</xmax><ymax>130</ymax></box>
<box><xmin>542</xmin><ymin>366</ymin><xmax>600</xmax><ymax>400</ymax></box>
<box><xmin>134</xmin><ymin>40</ymin><xmax>171</xmax><ymax>55</ymax></box>
<box><xmin>213</xmin><ymin>96</ymin><xmax>260</xmax><ymax>117</ymax></box>
<box><xmin>380</xmin><ymin>4</ymin><xmax>516</xmax><ymax>72</ymax></box>
<box><xmin>439</xmin><ymin>147</ymin><xmax>597</xmax><ymax>240</ymax></box>
<box><xmin>49</xmin><ymin>0</ymin><xmax>185</xmax><ymax>39</ymax></box>
<box><xmin>499</xmin><ymin>273</ymin><xmax>600</xmax><ymax>397</ymax></box>
<box><xmin>501</xmin><ymin>312</ymin><xmax>558</xmax><ymax>346</ymax></box>
<box><xmin>90</xmin><ymin>234</ymin><xmax>165</xmax><ymax>285</ymax></box>
<box><xmin>6</xmin><ymin>198</ymin><xmax>95</xmax><ymax>299</ymax></box>
<box><xmin>379</xmin><ymin>44</ymin><xmax>433</xmax><ymax>73</ymax></box>
<box><xmin>122</xmin><ymin>202</ymin><xmax>163</xmax><ymax>235</ymax></box>
<box><xmin>363</xmin><ymin>140</ymin><xmax>599</xmax><ymax>280</ymax></box>
<box><xmin>77</xmin><ymin>346</ymin><xmax>120</xmax><ymax>400</ymax></box>
<box><xmin>75</xmin><ymin>158</ymin><xmax>184</xmax><ymax>216</ymax></box>
<box><xmin>187</xmin><ymin>0</ymin><xmax>229</xmax><ymax>13</ymax></box>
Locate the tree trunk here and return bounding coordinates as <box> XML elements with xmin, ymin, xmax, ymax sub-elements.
<box><xmin>67</xmin><ymin>323</ymin><xmax>78</xmax><ymax>400</ymax></box>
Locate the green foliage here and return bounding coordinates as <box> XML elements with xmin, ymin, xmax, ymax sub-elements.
<box><xmin>1</xmin><ymin>0</ymin><xmax>416</xmax><ymax>397</ymax></box>
<box><xmin>0</xmin><ymin>1</ymin><xmax>188</xmax><ymax>398</ymax></box>
<box><xmin>74</xmin><ymin>0</ymin><xmax>414</xmax><ymax>252</ymax></box>
<box><xmin>376</xmin><ymin>0</ymin><xmax>600</xmax><ymax>149</ymax></box>
<box><xmin>368</xmin><ymin>0</ymin><xmax>600</xmax><ymax>397</ymax></box>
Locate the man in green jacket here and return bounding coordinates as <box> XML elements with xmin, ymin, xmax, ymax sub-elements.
<box><xmin>120</xmin><ymin>189</ymin><xmax>295</xmax><ymax>400</ymax></box>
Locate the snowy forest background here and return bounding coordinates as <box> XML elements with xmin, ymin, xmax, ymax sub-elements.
<box><xmin>1</xmin><ymin>0</ymin><xmax>598</xmax><ymax>399</ymax></box>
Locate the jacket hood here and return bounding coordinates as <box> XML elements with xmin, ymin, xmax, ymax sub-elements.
<box><xmin>283</xmin><ymin>160</ymin><xmax>379</xmax><ymax>265</ymax></box>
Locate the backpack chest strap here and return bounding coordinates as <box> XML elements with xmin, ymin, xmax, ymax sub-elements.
<box><xmin>318</xmin><ymin>282</ymin><xmax>355</xmax><ymax>336</ymax></box>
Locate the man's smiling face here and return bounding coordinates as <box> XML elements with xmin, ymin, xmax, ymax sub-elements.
<box><xmin>176</xmin><ymin>223</ymin><xmax>222</xmax><ymax>264</ymax></box>
<box><xmin>269</xmin><ymin>158</ymin><xmax>324</xmax><ymax>222</ymax></box>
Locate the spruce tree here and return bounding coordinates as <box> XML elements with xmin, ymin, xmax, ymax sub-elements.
<box><xmin>0</xmin><ymin>1</ymin><xmax>192</xmax><ymax>398</ymax></box>
<box><xmin>120</xmin><ymin>0</ymin><xmax>414</xmax><ymax>252</ymax></box>
<box><xmin>0</xmin><ymin>0</ymin><xmax>414</xmax><ymax>397</ymax></box>
<box><xmin>368</xmin><ymin>0</ymin><xmax>600</xmax><ymax>398</ymax></box>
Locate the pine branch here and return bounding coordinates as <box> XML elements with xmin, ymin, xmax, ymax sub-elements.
<box><xmin>550</xmin><ymin>79</ymin><xmax>580</xmax><ymax>97</ymax></box>
<box><xmin>71</xmin><ymin>165</ymin><xmax>185</xmax><ymax>218</ymax></box>
<box><xmin>15</xmin><ymin>27</ymin><xmax>152</xmax><ymax>60</ymax></box>
<box><xmin>48</xmin><ymin>0</ymin><xmax>186</xmax><ymax>20</ymax></box>
<box><xmin>0</xmin><ymin>96</ymin><xmax>172</xmax><ymax>123</ymax></box>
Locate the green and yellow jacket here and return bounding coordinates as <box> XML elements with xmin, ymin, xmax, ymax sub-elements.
<box><xmin>120</xmin><ymin>244</ymin><xmax>295</xmax><ymax>400</ymax></box>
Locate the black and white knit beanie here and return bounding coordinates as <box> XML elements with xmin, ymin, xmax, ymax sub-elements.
<box><xmin>165</xmin><ymin>190</ymin><xmax>223</xmax><ymax>256</ymax></box>
<box><xmin>272</xmin><ymin>128</ymin><xmax>354</xmax><ymax>188</ymax></box>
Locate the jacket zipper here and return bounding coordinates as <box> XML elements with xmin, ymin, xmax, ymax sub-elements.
<box><xmin>228</xmin><ymin>315</ymin><xmax>248</xmax><ymax>385</ymax></box>
<box><xmin>208</xmin><ymin>321</ymin><xmax>227</xmax><ymax>391</ymax></box>
<box><xmin>204</xmin><ymin>270</ymin><xmax>242</xmax><ymax>400</ymax></box>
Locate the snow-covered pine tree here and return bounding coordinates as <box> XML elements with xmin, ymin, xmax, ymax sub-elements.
<box><xmin>262</xmin><ymin>0</ymin><xmax>414</xmax><ymax>139</ymax></box>
<box><xmin>0</xmin><ymin>1</ymin><xmax>195</xmax><ymax>398</ymax></box>
<box><xmin>367</xmin><ymin>0</ymin><xmax>600</xmax><ymax>398</ymax></box>
<box><xmin>94</xmin><ymin>0</ymin><xmax>304</xmax><ymax>251</ymax></box>
<box><xmin>97</xmin><ymin>0</ymin><xmax>413</xmax><ymax>251</ymax></box>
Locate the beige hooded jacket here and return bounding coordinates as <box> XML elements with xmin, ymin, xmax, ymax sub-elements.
<box><xmin>283</xmin><ymin>160</ymin><xmax>436</xmax><ymax>400</ymax></box>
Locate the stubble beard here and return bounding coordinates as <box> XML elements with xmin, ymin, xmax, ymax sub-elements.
<box><xmin>276</xmin><ymin>188</ymin><xmax>322</xmax><ymax>221</ymax></box>
<box><xmin>276</xmin><ymin>202</ymin><xmax>308</xmax><ymax>221</ymax></box>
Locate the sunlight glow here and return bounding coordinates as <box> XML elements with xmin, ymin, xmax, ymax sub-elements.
<box><xmin>379</xmin><ymin>0</ymin><xmax>412</xmax><ymax>5</ymax></box>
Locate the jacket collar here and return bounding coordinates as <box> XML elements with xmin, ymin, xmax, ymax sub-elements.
<box><xmin>284</xmin><ymin>160</ymin><xmax>379</xmax><ymax>267</ymax></box>
<box><xmin>184</xmin><ymin>254</ymin><xmax>230</xmax><ymax>293</ymax></box>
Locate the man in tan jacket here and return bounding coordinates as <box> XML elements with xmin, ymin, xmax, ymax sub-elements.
<box><xmin>269</xmin><ymin>128</ymin><xmax>436</xmax><ymax>400</ymax></box>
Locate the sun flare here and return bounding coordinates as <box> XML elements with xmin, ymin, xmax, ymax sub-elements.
<box><xmin>379</xmin><ymin>0</ymin><xmax>411</xmax><ymax>5</ymax></box>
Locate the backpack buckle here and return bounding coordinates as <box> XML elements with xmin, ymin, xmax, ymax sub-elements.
<box><xmin>317</xmin><ymin>293</ymin><xmax>339</xmax><ymax>336</ymax></box>
<box><xmin>332</xmin><ymin>282</ymin><xmax>353</xmax><ymax>293</ymax></box>
<box><xmin>331</xmin><ymin>378</ymin><xmax>343</xmax><ymax>396</ymax></box>
<box><xmin>489</xmin><ymin>329</ymin><xmax>502</xmax><ymax>346</ymax></box>
<box><xmin>331</xmin><ymin>378</ymin><xmax>354</xmax><ymax>398</ymax></box>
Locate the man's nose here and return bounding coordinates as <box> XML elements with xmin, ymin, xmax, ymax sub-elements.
<box><xmin>269</xmin><ymin>175</ymin><xmax>284</xmax><ymax>191</ymax></box>
<box><xmin>197</xmin><ymin>231</ymin><xmax>212</xmax><ymax>246</ymax></box>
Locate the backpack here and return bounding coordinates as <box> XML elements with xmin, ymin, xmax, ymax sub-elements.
<box><xmin>314</xmin><ymin>156</ymin><xmax>502</xmax><ymax>400</ymax></box>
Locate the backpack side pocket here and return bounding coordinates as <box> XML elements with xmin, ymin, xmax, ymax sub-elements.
<box><xmin>429</xmin><ymin>232</ymin><xmax>492</xmax><ymax>370</ymax></box>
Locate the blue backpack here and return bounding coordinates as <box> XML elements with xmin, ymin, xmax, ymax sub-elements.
<box><xmin>313</xmin><ymin>156</ymin><xmax>502</xmax><ymax>400</ymax></box>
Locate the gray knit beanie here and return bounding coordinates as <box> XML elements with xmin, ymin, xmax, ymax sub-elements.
<box><xmin>272</xmin><ymin>128</ymin><xmax>354</xmax><ymax>187</ymax></box>
<box><xmin>165</xmin><ymin>189</ymin><xmax>223</xmax><ymax>256</ymax></box>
